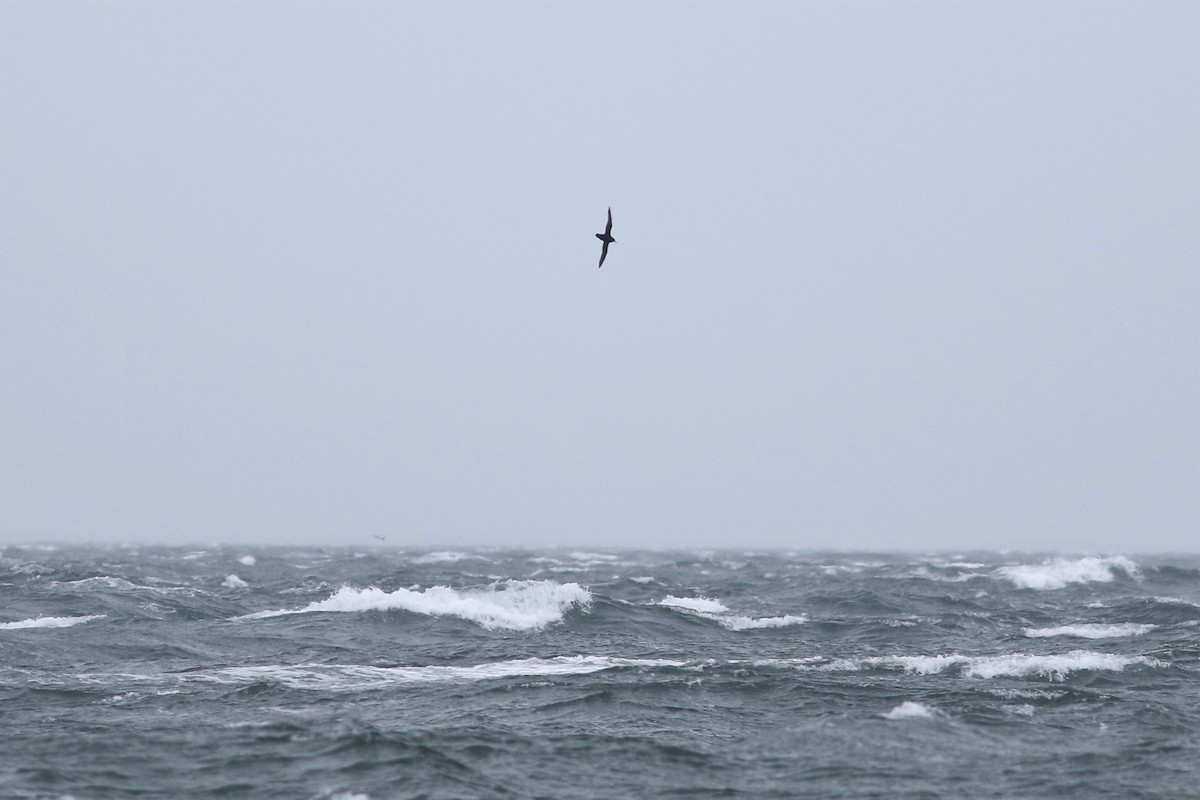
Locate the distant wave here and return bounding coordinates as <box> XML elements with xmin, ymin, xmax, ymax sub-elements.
<box><xmin>410</xmin><ymin>551</ymin><xmax>477</xmax><ymax>564</ymax></box>
<box><xmin>197</xmin><ymin>655</ymin><xmax>685</xmax><ymax>692</ymax></box>
<box><xmin>567</xmin><ymin>551</ymin><xmax>619</xmax><ymax>562</ymax></box>
<box><xmin>54</xmin><ymin>576</ymin><xmax>142</xmax><ymax>591</ymax></box>
<box><xmin>995</xmin><ymin>556</ymin><xmax>1140</xmax><ymax>590</ymax></box>
<box><xmin>236</xmin><ymin>580</ymin><xmax>591</xmax><ymax>631</ymax></box>
<box><xmin>657</xmin><ymin>596</ymin><xmax>806</xmax><ymax>631</ymax></box>
<box><xmin>1153</xmin><ymin>596</ymin><xmax>1200</xmax><ymax>610</ymax></box>
<box><xmin>0</xmin><ymin>614</ymin><xmax>105</xmax><ymax>630</ymax></box>
<box><xmin>52</xmin><ymin>576</ymin><xmax>192</xmax><ymax>595</ymax></box>
<box><xmin>1023</xmin><ymin>623</ymin><xmax>1155</xmax><ymax>639</ymax></box>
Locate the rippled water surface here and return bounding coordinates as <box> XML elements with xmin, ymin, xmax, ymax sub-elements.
<box><xmin>2</xmin><ymin>546</ymin><xmax>1197</xmax><ymax>799</ymax></box>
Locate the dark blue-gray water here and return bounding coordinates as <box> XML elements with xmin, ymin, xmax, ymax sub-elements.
<box><xmin>1</xmin><ymin>546</ymin><xmax>1197</xmax><ymax>799</ymax></box>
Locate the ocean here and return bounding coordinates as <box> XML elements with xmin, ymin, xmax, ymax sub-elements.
<box><xmin>1</xmin><ymin>546</ymin><xmax>1196</xmax><ymax>799</ymax></box>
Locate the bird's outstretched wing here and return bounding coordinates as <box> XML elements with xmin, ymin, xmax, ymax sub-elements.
<box><xmin>605</xmin><ymin>207</ymin><xmax>613</xmax><ymax>235</ymax></box>
<box><xmin>598</xmin><ymin>241</ymin><xmax>609</xmax><ymax>268</ymax></box>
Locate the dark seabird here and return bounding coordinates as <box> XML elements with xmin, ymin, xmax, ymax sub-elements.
<box><xmin>595</xmin><ymin>207</ymin><xmax>615</xmax><ymax>268</ymax></box>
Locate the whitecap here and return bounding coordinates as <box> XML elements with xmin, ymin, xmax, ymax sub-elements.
<box><xmin>810</xmin><ymin>650</ymin><xmax>1159</xmax><ymax>681</ymax></box>
<box><xmin>986</xmin><ymin>687</ymin><xmax>1067</xmax><ymax>701</ymax></box>
<box><xmin>995</xmin><ymin>556</ymin><xmax>1139</xmax><ymax>590</ymax></box>
<box><xmin>871</xmin><ymin>655</ymin><xmax>970</xmax><ymax>675</ymax></box>
<box><xmin>238</xmin><ymin>555</ymin><xmax>256</xmax><ymax>566</ymax></box>
<box><xmin>719</xmin><ymin>614</ymin><xmax>808</xmax><ymax>631</ymax></box>
<box><xmin>0</xmin><ymin>614</ymin><xmax>106</xmax><ymax>630</ymax></box>
<box><xmin>236</xmin><ymin>580</ymin><xmax>590</xmax><ymax>631</ymax></box>
<box><xmin>882</xmin><ymin>701</ymin><xmax>936</xmax><ymax>720</ymax></box>
<box><xmin>963</xmin><ymin>651</ymin><xmax>1158</xmax><ymax>681</ymax></box>
<box><xmin>659</xmin><ymin>596</ymin><xmax>729</xmax><ymax>614</ymax></box>
<box><xmin>1023</xmin><ymin>623</ymin><xmax>1154</xmax><ymax>639</ymax></box>
<box><xmin>199</xmin><ymin>655</ymin><xmax>686</xmax><ymax>692</ymax></box>
<box><xmin>657</xmin><ymin>596</ymin><xmax>806</xmax><ymax>630</ymax></box>
<box><xmin>223</xmin><ymin>575</ymin><xmax>249</xmax><ymax>589</ymax></box>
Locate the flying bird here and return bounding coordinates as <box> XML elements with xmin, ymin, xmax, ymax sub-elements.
<box><xmin>595</xmin><ymin>207</ymin><xmax>615</xmax><ymax>268</ymax></box>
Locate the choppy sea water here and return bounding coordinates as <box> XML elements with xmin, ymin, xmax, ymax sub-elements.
<box><xmin>1</xmin><ymin>546</ymin><xmax>1197</xmax><ymax>799</ymax></box>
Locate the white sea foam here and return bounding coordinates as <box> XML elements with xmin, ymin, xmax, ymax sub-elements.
<box><xmin>720</xmin><ymin>614</ymin><xmax>808</xmax><ymax>631</ymax></box>
<box><xmin>659</xmin><ymin>596</ymin><xmax>729</xmax><ymax>614</ymax></box>
<box><xmin>964</xmin><ymin>651</ymin><xmax>1157</xmax><ymax>681</ymax></box>
<box><xmin>629</xmin><ymin>576</ymin><xmax>656</xmax><ymax>584</ymax></box>
<box><xmin>814</xmin><ymin>650</ymin><xmax>1159</xmax><ymax>681</ymax></box>
<box><xmin>1023</xmin><ymin>623</ymin><xmax>1155</xmax><ymax>639</ymax></box>
<box><xmin>238</xmin><ymin>555</ymin><xmax>256</xmax><ymax>566</ymax></box>
<box><xmin>0</xmin><ymin>614</ymin><xmax>105</xmax><ymax>630</ymax></box>
<box><xmin>237</xmin><ymin>580</ymin><xmax>591</xmax><ymax>630</ymax></box>
<box><xmin>883</xmin><ymin>701</ymin><xmax>936</xmax><ymax>720</ymax></box>
<box><xmin>657</xmin><ymin>596</ymin><xmax>806</xmax><ymax>630</ymax></box>
<box><xmin>223</xmin><ymin>575</ymin><xmax>248</xmax><ymax>589</ymax></box>
<box><xmin>987</xmin><ymin>687</ymin><xmax>1067</xmax><ymax>701</ymax></box>
<box><xmin>200</xmin><ymin>655</ymin><xmax>685</xmax><ymax>691</ymax></box>
<box><xmin>869</xmin><ymin>655</ymin><xmax>970</xmax><ymax>675</ymax></box>
<box><xmin>996</xmin><ymin>556</ymin><xmax>1139</xmax><ymax>590</ymax></box>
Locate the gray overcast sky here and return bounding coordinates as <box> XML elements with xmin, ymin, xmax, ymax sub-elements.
<box><xmin>2</xmin><ymin>2</ymin><xmax>1197</xmax><ymax>551</ymax></box>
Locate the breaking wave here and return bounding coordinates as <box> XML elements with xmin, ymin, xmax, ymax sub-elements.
<box><xmin>1</xmin><ymin>614</ymin><xmax>106</xmax><ymax>630</ymax></box>
<box><xmin>1023</xmin><ymin>623</ymin><xmax>1155</xmax><ymax>639</ymax></box>
<box><xmin>197</xmin><ymin>655</ymin><xmax>685</xmax><ymax>692</ymax></box>
<box><xmin>882</xmin><ymin>701</ymin><xmax>936</xmax><ymax>720</ymax></box>
<box><xmin>812</xmin><ymin>650</ymin><xmax>1159</xmax><ymax>681</ymax></box>
<box><xmin>657</xmin><ymin>596</ymin><xmax>806</xmax><ymax>630</ymax></box>
<box><xmin>995</xmin><ymin>556</ymin><xmax>1140</xmax><ymax>590</ymax></box>
<box><xmin>236</xmin><ymin>580</ymin><xmax>591</xmax><ymax>630</ymax></box>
